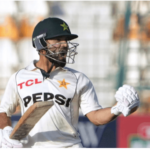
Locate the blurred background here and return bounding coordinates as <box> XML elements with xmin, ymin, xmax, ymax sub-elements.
<box><xmin>0</xmin><ymin>0</ymin><xmax>150</xmax><ymax>148</ymax></box>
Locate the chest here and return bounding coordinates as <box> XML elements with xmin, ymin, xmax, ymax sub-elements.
<box><xmin>16</xmin><ymin>70</ymin><xmax>77</xmax><ymax>112</ymax></box>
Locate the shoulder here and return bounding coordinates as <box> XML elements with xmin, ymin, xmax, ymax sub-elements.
<box><xmin>64</xmin><ymin>67</ymin><xmax>91</xmax><ymax>85</ymax></box>
<box><xmin>64</xmin><ymin>67</ymin><xmax>89</xmax><ymax>79</ymax></box>
<box><xmin>8</xmin><ymin>72</ymin><xmax>18</xmax><ymax>82</ymax></box>
<box><xmin>8</xmin><ymin>68</ymin><xmax>26</xmax><ymax>83</ymax></box>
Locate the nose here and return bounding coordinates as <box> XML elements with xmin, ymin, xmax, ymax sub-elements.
<box><xmin>60</xmin><ymin>40</ymin><xmax>68</xmax><ymax>47</ymax></box>
<box><xmin>59</xmin><ymin>41</ymin><xmax>68</xmax><ymax>49</ymax></box>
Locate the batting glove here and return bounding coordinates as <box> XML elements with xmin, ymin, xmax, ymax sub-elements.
<box><xmin>1</xmin><ymin>126</ymin><xmax>23</xmax><ymax>148</ymax></box>
<box><xmin>111</xmin><ymin>85</ymin><xmax>140</xmax><ymax>116</ymax></box>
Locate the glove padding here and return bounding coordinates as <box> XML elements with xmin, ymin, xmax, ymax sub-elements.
<box><xmin>1</xmin><ymin>126</ymin><xmax>23</xmax><ymax>148</ymax></box>
<box><xmin>111</xmin><ymin>85</ymin><xmax>140</xmax><ymax>116</ymax></box>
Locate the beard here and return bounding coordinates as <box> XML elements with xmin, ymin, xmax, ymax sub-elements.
<box><xmin>46</xmin><ymin>48</ymin><xmax>67</xmax><ymax>68</ymax></box>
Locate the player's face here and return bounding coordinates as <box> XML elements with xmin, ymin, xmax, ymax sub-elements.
<box><xmin>46</xmin><ymin>37</ymin><xmax>68</xmax><ymax>67</ymax></box>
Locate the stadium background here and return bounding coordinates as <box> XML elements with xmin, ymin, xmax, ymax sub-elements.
<box><xmin>0</xmin><ymin>1</ymin><xmax>150</xmax><ymax>148</ymax></box>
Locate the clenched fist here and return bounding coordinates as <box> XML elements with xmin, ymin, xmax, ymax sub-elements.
<box><xmin>111</xmin><ymin>85</ymin><xmax>140</xmax><ymax>116</ymax></box>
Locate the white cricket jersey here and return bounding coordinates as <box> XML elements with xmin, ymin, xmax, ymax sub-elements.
<box><xmin>0</xmin><ymin>60</ymin><xmax>102</xmax><ymax>148</ymax></box>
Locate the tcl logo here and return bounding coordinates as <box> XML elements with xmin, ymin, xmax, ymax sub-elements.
<box><xmin>17</xmin><ymin>78</ymin><xmax>42</xmax><ymax>89</ymax></box>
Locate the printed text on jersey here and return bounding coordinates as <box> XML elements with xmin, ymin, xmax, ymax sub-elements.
<box><xmin>23</xmin><ymin>92</ymin><xmax>72</xmax><ymax>107</ymax></box>
<box><xmin>17</xmin><ymin>78</ymin><xmax>42</xmax><ymax>89</ymax></box>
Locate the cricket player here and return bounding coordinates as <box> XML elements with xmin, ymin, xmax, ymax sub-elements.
<box><xmin>0</xmin><ymin>17</ymin><xmax>140</xmax><ymax>148</ymax></box>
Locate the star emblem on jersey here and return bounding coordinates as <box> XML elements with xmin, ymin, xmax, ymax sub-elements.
<box><xmin>60</xmin><ymin>22</ymin><xmax>68</xmax><ymax>31</ymax></box>
<box><xmin>58</xmin><ymin>79</ymin><xmax>70</xmax><ymax>89</ymax></box>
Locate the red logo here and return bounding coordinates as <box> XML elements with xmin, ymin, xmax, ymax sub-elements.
<box><xmin>138</xmin><ymin>123</ymin><xmax>150</xmax><ymax>139</ymax></box>
<box><xmin>18</xmin><ymin>78</ymin><xmax>42</xmax><ymax>89</ymax></box>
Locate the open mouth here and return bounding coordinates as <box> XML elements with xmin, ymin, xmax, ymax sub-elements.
<box><xmin>60</xmin><ymin>51</ymin><xmax>67</xmax><ymax>56</ymax></box>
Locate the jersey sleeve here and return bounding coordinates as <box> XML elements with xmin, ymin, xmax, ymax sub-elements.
<box><xmin>78</xmin><ymin>73</ymin><xmax>102</xmax><ymax>115</ymax></box>
<box><xmin>0</xmin><ymin>73</ymin><xmax>19</xmax><ymax>117</ymax></box>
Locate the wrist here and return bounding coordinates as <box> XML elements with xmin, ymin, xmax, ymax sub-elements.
<box><xmin>3</xmin><ymin>126</ymin><xmax>13</xmax><ymax>137</ymax></box>
<box><xmin>111</xmin><ymin>102</ymin><xmax>131</xmax><ymax>117</ymax></box>
<box><xmin>3</xmin><ymin>126</ymin><xmax>13</xmax><ymax>131</ymax></box>
<box><xmin>111</xmin><ymin>104</ymin><xmax>121</xmax><ymax>115</ymax></box>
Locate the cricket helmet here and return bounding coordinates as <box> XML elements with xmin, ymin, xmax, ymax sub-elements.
<box><xmin>32</xmin><ymin>17</ymin><xmax>78</xmax><ymax>49</ymax></box>
<box><xmin>32</xmin><ymin>17</ymin><xmax>79</xmax><ymax>64</ymax></box>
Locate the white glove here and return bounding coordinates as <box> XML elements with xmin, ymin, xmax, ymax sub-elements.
<box><xmin>1</xmin><ymin>126</ymin><xmax>23</xmax><ymax>148</ymax></box>
<box><xmin>111</xmin><ymin>85</ymin><xmax>140</xmax><ymax>116</ymax></box>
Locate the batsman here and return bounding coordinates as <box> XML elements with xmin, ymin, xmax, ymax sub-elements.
<box><xmin>0</xmin><ymin>17</ymin><xmax>140</xmax><ymax>148</ymax></box>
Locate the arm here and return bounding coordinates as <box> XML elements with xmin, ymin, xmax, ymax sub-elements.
<box><xmin>78</xmin><ymin>74</ymin><xmax>121</xmax><ymax>124</ymax></box>
<box><xmin>0</xmin><ymin>113</ymin><xmax>11</xmax><ymax>129</ymax></box>
<box><xmin>86</xmin><ymin>107</ymin><xmax>118</xmax><ymax>126</ymax></box>
<box><xmin>86</xmin><ymin>85</ymin><xmax>140</xmax><ymax>126</ymax></box>
<box><xmin>0</xmin><ymin>73</ymin><xmax>19</xmax><ymax>122</ymax></box>
<box><xmin>0</xmin><ymin>73</ymin><xmax>23</xmax><ymax>148</ymax></box>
